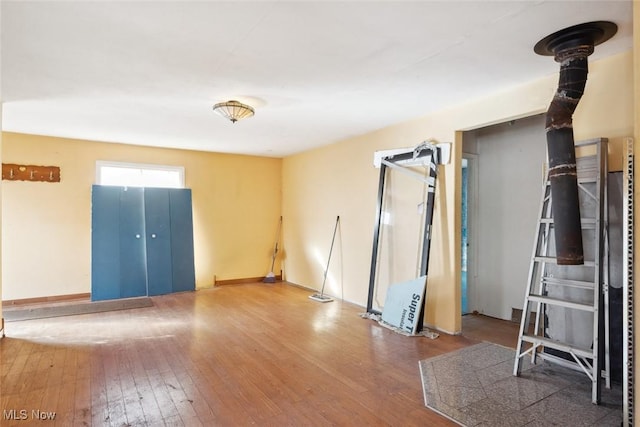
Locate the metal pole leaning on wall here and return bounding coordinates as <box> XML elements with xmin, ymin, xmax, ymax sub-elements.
<box><xmin>623</xmin><ymin>138</ymin><xmax>634</xmax><ymax>426</ymax></box>
<box><xmin>367</xmin><ymin>164</ymin><xmax>387</xmax><ymax>315</ymax></box>
<box><xmin>417</xmin><ymin>151</ymin><xmax>439</xmax><ymax>332</ymax></box>
<box><xmin>309</xmin><ymin>216</ymin><xmax>340</xmax><ymax>303</ymax></box>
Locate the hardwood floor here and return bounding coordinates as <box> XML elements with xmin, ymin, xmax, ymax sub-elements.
<box><xmin>1</xmin><ymin>283</ymin><xmax>506</xmax><ymax>426</ymax></box>
<box><xmin>461</xmin><ymin>313</ymin><xmax>520</xmax><ymax>349</ymax></box>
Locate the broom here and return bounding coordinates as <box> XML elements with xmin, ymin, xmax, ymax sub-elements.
<box><xmin>263</xmin><ymin>216</ymin><xmax>282</xmax><ymax>283</ymax></box>
<box><xmin>309</xmin><ymin>215</ymin><xmax>340</xmax><ymax>303</ymax></box>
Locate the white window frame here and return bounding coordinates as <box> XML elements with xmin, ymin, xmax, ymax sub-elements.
<box><xmin>95</xmin><ymin>161</ymin><xmax>185</xmax><ymax>188</ymax></box>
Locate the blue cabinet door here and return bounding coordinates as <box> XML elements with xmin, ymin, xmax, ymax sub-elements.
<box><xmin>91</xmin><ymin>186</ymin><xmax>121</xmax><ymax>301</ymax></box>
<box><xmin>169</xmin><ymin>189</ymin><xmax>196</xmax><ymax>293</ymax></box>
<box><xmin>119</xmin><ymin>187</ymin><xmax>148</xmax><ymax>298</ymax></box>
<box><xmin>144</xmin><ymin>188</ymin><xmax>173</xmax><ymax>296</ymax></box>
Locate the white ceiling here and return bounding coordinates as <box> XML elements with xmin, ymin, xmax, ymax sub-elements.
<box><xmin>1</xmin><ymin>1</ymin><xmax>633</xmax><ymax>158</ymax></box>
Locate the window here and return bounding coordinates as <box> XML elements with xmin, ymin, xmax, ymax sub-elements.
<box><xmin>96</xmin><ymin>161</ymin><xmax>185</xmax><ymax>188</ymax></box>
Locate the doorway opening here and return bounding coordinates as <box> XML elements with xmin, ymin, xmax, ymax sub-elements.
<box><xmin>461</xmin><ymin>156</ymin><xmax>476</xmax><ymax>315</ymax></box>
<box><xmin>460</xmin><ymin>114</ymin><xmax>546</xmax><ymax>348</ymax></box>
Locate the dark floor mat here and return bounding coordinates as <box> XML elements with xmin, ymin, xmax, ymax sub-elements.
<box><xmin>3</xmin><ymin>297</ymin><xmax>154</xmax><ymax>321</ymax></box>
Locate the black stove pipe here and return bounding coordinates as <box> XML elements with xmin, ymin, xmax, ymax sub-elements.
<box><xmin>535</xmin><ymin>21</ymin><xmax>617</xmax><ymax>265</ymax></box>
<box><xmin>545</xmin><ymin>46</ymin><xmax>589</xmax><ymax>265</ymax></box>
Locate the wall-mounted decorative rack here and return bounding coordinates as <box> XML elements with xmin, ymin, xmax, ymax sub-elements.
<box><xmin>1</xmin><ymin>163</ymin><xmax>61</xmax><ymax>182</ymax></box>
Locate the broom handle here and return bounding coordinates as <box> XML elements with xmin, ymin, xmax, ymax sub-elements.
<box><xmin>270</xmin><ymin>216</ymin><xmax>283</xmax><ymax>271</ymax></box>
<box><xmin>270</xmin><ymin>243</ymin><xmax>278</xmax><ymax>271</ymax></box>
<box><xmin>320</xmin><ymin>216</ymin><xmax>340</xmax><ymax>296</ymax></box>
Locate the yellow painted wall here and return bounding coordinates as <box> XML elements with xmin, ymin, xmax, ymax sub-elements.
<box><xmin>1</xmin><ymin>1</ymin><xmax>4</xmax><ymax>329</ymax></box>
<box><xmin>0</xmin><ymin>108</ymin><xmax>3</xmax><ymax>327</ymax></box>
<box><xmin>282</xmin><ymin>50</ymin><xmax>634</xmax><ymax>334</ymax></box>
<box><xmin>1</xmin><ymin>132</ymin><xmax>282</xmax><ymax>300</ymax></box>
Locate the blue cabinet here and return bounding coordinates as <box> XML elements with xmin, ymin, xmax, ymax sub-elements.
<box><xmin>144</xmin><ymin>188</ymin><xmax>174</xmax><ymax>296</ymax></box>
<box><xmin>91</xmin><ymin>186</ymin><xmax>196</xmax><ymax>301</ymax></box>
<box><xmin>91</xmin><ymin>186</ymin><xmax>123</xmax><ymax>301</ymax></box>
<box><xmin>119</xmin><ymin>187</ymin><xmax>148</xmax><ymax>298</ymax></box>
<box><xmin>169</xmin><ymin>189</ymin><xmax>196</xmax><ymax>293</ymax></box>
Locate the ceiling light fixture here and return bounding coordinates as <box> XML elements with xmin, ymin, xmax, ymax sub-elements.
<box><xmin>212</xmin><ymin>100</ymin><xmax>255</xmax><ymax>123</ymax></box>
